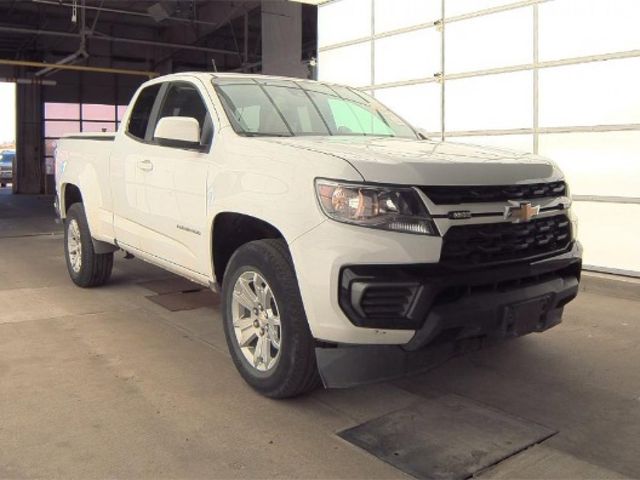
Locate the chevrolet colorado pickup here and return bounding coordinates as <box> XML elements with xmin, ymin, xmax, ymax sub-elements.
<box><xmin>55</xmin><ymin>73</ymin><xmax>582</xmax><ymax>398</ymax></box>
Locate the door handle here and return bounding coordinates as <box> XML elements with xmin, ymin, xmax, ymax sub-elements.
<box><xmin>137</xmin><ymin>159</ymin><xmax>154</xmax><ymax>172</ymax></box>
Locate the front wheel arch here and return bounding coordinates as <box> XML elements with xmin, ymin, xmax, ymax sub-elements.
<box><xmin>211</xmin><ymin>212</ymin><xmax>285</xmax><ymax>285</ymax></box>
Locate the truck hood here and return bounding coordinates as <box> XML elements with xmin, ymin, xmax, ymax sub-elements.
<box><xmin>258</xmin><ymin>136</ymin><xmax>560</xmax><ymax>185</ymax></box>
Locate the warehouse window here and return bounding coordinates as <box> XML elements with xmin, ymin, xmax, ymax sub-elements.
<box><xmin>43</xmin><ymin>101</ymin><xmax>126</xmax><ymax>193</ymax></box>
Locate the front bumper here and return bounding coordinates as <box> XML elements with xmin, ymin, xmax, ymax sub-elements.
<box><xmin>316</xmin><ymin>242</ymin><xmax>582</xmax><ymax>387</ymax></box>
<box><xmin>290</xmin><ymin>214</ymin><xmax>581</xmax><ymax>345</ymax></box>
<box><xmin>339</xmin><ymin>242</ymin><xmax>581</xmax><ymax>341</ymax></box>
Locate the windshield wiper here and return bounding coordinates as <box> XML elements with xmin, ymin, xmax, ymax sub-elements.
<box><xmin>242</xmin><ymin>132</ymin><xmax>293</xmax><ymax>137</ymax></box>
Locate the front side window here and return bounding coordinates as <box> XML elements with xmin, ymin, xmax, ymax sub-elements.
<box><xmin>127</xmin><ymin>84</ymin><xmax>161</xmax><ymax>140</ymax></box>
<box><xmin>213</xmin><ymin>78</ymin><xmax>417</xmax><ymax>139</ymax></box>
<box><xmin>154</xmin><ymin>82</ymin><xmax>214</xmax><ymax>149</ymax></box>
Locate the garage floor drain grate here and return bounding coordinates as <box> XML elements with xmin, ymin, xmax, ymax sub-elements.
<box><xmin>146</xmin><ymin>289</ymin><xmax>219</xmax><ymax>312</ymax></box>
<box><xmin>338</xmin><ymin>394</ymin><xmax>556</xmax><ymax>480</ymax></box>
<box><xmin>140</xmin><ymin>277</ymin><xmax>219</xmax><ymax>312</ymax></box>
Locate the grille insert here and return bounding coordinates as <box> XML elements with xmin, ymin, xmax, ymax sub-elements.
<box><xmin>359</xmin><ymin>285</ymin><xmax>414</xmax><ymax>319</ymax></box>
<box><xmin>420</xmin><ymin>181</ymin><xmax>566</xmax><ymax>204</ymax></box>
<box><xmin>441</xmin><ymin>214</ymin><xmax>572</xmax><ymax>266</ymax></box>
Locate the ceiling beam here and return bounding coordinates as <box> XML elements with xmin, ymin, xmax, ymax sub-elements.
<box><xmin>30</xmin><ymin>0</ymin><xmax>225</xmax><ymax>28</ymax></box>
<box><xmin>0</xmin><ymin>57</ymin><xmax>157</xmax><ymax>77</ymax></box>
<box><xmin>0</xmin><ymin>25</ymin><xmax>238</xmax><ymax>55</ymax></box>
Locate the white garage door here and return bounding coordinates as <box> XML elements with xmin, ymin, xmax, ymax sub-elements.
<box><xmin>318</xmin><ymin>0</ymin><xmax>640</xmax><ymax>276</ymax></box>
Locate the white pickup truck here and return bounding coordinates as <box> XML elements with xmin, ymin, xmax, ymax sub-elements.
<box><xmin>55</xmin><ymin>72</ymin><xmax>582</xmax><ymax>398</ymax></box>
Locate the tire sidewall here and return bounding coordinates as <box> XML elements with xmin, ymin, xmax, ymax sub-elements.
<box><xmin>64</xmin><ymin>204</ymin><xmax>92</xmax><ymax>286</ymax></box>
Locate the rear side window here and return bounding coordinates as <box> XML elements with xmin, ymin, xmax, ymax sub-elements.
<box><xmin>127</xmin><ymin>84</ymin><xmax>161</xmax><ymax>140</ymax></box>
<box><xmin>154</xmin><ymin>82</ymin><xmax>214</xmax><ymax>149</ymax></box>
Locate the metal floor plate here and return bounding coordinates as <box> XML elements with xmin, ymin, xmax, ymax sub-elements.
<box><xmin>138</xmin><ymin>276</ymin><xmax>203</xmax><ymax>295</ymax></box>
<box><xmin>339</xmin><ymin>394</ymin><xmax>557</xmax><ymax>480</ymax></box>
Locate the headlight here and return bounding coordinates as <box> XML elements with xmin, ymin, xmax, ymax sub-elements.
<box><xmin>315</xmin><ymin>179</ymin><xmax>438</xmax><ymax>235</ymax></box>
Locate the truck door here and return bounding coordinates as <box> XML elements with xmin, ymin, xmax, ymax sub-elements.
<box><xmin>134</xmin><ymin>80</ymin><xmax>214</xmax><ymax>275</ymax></box>
<box><xmin>110</xmin><ymin>82</ymin><xmax>163</xmax><ymax>251</ymax></box>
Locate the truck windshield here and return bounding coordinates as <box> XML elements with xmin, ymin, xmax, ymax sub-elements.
<box><xmin>213</xmin><ymin>78</ymin><xmax>417</xmax><ymax>139</ymax></box>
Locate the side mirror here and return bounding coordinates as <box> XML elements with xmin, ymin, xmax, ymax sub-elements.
<box><xmin>153</xmin><ymin>116</ymin><xmax>201</xmax><ymax>149</ymax></box>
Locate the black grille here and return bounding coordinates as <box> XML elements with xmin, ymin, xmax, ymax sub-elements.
<box><xmin>359</xmin><ymin>285</ymin><xmax>415</xmax><ymax>319</ymax></box>
<box><xmin>420</xmin><ymin>181</ymin><xmax>566</xmax><ymax>204</ymax></box>
<box><xmin>441</xmin><ymin>214</ymin><xmax>572</xmax><ymax>266</ymax></box>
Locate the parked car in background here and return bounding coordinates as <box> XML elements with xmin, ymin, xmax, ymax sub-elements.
<box><xmin>0</xmin><ymin>149</ymin><xmax>15</xmax><ymax>187</ymax></box>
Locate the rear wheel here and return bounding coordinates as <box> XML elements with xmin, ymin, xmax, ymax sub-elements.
<box><xmin>221</xmin><ymin>239</ymin><xmax>320</xmax><ymax>398</ymax></box>
<box><xmin>64</xmin><ymin>203</ymin><xmax>113</xmax><ymax>287</ymax></box>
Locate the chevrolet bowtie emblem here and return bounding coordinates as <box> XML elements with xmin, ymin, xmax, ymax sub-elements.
<box><xmin>504</xmin><ymin>201</ymin><xmax>541</xmax><ymax>223</ymax></box>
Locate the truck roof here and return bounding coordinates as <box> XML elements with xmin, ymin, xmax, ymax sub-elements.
<box><xmin>148</xmin><ymin>71</ymin><xmax>340</xmax><ymax>87</ymax></box>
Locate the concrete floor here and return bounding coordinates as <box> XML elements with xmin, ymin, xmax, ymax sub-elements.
<box><xmin>1</xmin><ymin>190</ymin><xmax>639</xmax><ymax>479</ymax></box>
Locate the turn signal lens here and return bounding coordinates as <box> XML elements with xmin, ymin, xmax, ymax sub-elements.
<box><xmin>315</xmin><ymin>179</ymin><xmax>438</xmax><ymax>235</ymax></box>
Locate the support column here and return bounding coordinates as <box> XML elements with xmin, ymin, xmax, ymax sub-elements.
<box><xmin>261</xmin><ymin>1</ymin><xmax>307</xmax><ymax>78</ymax></box>
<box><xmin>15</xmin><ymin>82</ymin><xmax>43</xmax><ymax>194</ymax></box>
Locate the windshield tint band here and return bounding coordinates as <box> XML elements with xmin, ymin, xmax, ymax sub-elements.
<box><xmin>212</xmin><ymin>78</ymin><xmax>418</xmax><ymax>139</ymax></box>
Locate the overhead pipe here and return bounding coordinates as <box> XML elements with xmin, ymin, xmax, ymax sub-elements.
<box><xmin>0</xmin><ymin>25</ymin><xmax>238</xmax><ymax>55</ymax></box>
<box><xmin>31</xmin><ymin>0</ymin><xmax>232</xmax><ymax>29</ymax></box>
<box><xmin>0</xmin><ymin>58</ymin><xmax>157</xmax><ymax>78</ymax></box>
<box><xmin>35</xmin><ymin>0</ymin><xmax>89</xmax><ymax>77</ymax></box>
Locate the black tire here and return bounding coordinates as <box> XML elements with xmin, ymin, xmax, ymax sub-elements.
<box><xmin>221</xmin><ymin>239</ymin><xmax>321</xmax><ymax>398</ymax></box>
<box><xmin>64</xmin><ymin>203</ymin><xmax>114</xmax><ymax>288</ymax></box>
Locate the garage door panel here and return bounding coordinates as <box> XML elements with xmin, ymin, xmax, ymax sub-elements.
<box><xmin>539</xmin><ymin>58</ymin><xmax>640</xmax><ymax>128</ymax></box>
<box><xmin>446</xmin><ymin>134</ymin><xmax>533</xmax><ymax>153</ymax></box>
<box><xmin>573</xmin><ymin>202</ymin><xmax>640</xmax><ymax>274</ymax></box>
<box><xmin>539</xmin><ymin>0</ymin><xmax>640</xmax><ymax>61</ymax></box>
<box><xmin>374</xmin><ymin>29</ymin><xmax>440</xmax><ymax>85</ymax></box>
<box><xmin>318</xmin><ymin>42</ymin><xmax>372</xmax><ymax>87</ymax></box>
<box><xmin>318</xmin><ymin>0</ymin><xmax>371</xmax><ymax>48</ymax></box>
<box><xmin>539</xmin><ymin>131</ymin><xmax>640</xmax><ymax>199</ymax></box>
<box><xmin>374</xmin><ymin>0</ymin><xmax>440</xmax><ymax>34</ymax></box>
<box><xmin>446</xmin><ymin>70</ymin><xmax>533</xmax><ymax>131</ymax></box>
<box><xmin>445</xmin><ymin>0</ymin><xmax>519</xmax><ymax>18</ymax></box>
<box><xmin>374</xmin><ymin>83</ymin><xmax>441</xmax><ymax>133</ymax></box>
<box><xmin>446</xmin><ymin>7</ymin><xmax>533</xmax><ymax>73</ymax></box>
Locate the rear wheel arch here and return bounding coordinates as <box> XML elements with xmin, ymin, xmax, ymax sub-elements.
<box><xmin>211</xmin><ymin>212</ymin><xmax>286</xmax><ymax>284</ymax></box>
<box><xmin>62</xmin><ymin>183</ymin><xmax>83</xmax><ymax>215</ymax></box>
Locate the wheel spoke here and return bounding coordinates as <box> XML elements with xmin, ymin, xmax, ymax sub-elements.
<box><xmin>238</xmin><ymin>327</ymin><xmax>257</xmax><ymax>348</ymax></box>
<box><xmin>233</xmin><ymin>315</ymin><xmax>254</xmax><ymax>330</ymax></box>
<box><xmin>258</xmin><ymin>283</ymin><xmax>271</xmax><ymax>308</ymax></box>
<box><xmin>234</xmin><ymin>277</ymin><xmax>257</xmax><ymax>311</ymax></box>
<box><xmin>267</xmin><ymin>312</ymin><xmax>280</xmax><ymax>327</ymax></box>
<box><xmin>253</xmin><ymin>335</ymin><xmax>263</xmax><ymax>367</ymax></box>
<box><xmin>260</xmin><ymin>335</ymin><xmax>271</xmax><ymax>367</ymax></box>
<box><xmin>240</xmin><ymin>276</ymin><xmax>258</xmax><ymax>302</ymax></box>
<box><xmin>233</xmin><ymin>291</ymin><xmax>254</xmax><ymax>312</ymax></box>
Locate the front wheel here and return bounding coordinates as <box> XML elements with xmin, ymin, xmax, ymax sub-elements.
<box><xmin>221</xmin><ymin>239</ymin><xmax>320</xmax><ymax>398</ymax></box>
<box><xmin>64</xmin><ymin>203</ymin><xmax>114</xmax><ymax>288</ymax></box>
